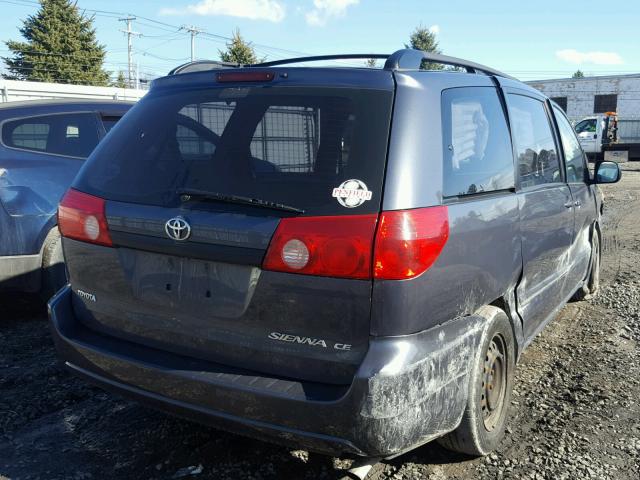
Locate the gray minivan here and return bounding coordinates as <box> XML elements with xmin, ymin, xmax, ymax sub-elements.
<box><xmin>48</xmin><ymin>49</ymin><xmax>621</xmax><ymax>474</ymax></box>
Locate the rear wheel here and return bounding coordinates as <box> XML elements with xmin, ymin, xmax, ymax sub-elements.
<box><xmin>40</xmin><ymin>227</ymin><xmax>66</xmax><ymax>301</ymax></box>
<box><xmin>437</xmin><ymin>307</ymin><xmax>515</xmax><ymax>456</ymax></box>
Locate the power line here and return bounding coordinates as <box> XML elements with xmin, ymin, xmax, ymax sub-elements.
<box><xmin>136</xmin><ymin>35</ymin><xmax>185</xmax><ymax>56</ymax></box>
<box><xmin>139</xmin><ymin>51</ymin><xmax>191</xmax><ymax>63</ymax></box>
<box><xmin>0</xmin><ymin>0</ymin><xmax>311</xmax><ymax>58</ymax></box>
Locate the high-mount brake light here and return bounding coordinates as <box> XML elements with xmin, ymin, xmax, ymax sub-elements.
<box><xmin>262</xmin><ymin>214</ymin><xmax>378</xmax><ymax>280</ymax></box>
<box><xmin>216</xmin><ymin>71</ymin><xmax>275</xmax><ymax>83</ymax></box>
<box><xmin>373</xmin><ymin>206</ymin><xmax>449</xmax><ymax>280</ymax></box>
<box><xmin>58</xmin><ymin>189</ymin><xmax>113</xmax><ymax>247</ymax></box>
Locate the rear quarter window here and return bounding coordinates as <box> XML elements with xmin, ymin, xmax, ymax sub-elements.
<box><xmin>1</xmin><ymin>112</ymin><xmax>99</xmax><ymax>158</ymax></box>
<box><xmin>442</xmin><ymin>87</ymin><xmax>515</xmax><ymax>197</ymax></box>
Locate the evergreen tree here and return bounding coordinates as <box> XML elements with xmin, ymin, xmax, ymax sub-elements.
<box><xmin>112</xmin><ymin>70</ymin><xmax>127</xmax><ymax>88</ymax></box>
<box><xmin>572</xmin><ymin>70</ymin><xmax>585</xmax><ymax>79</ymax></box>
<box><xmin>3</xmin><ymin>0</ymin><xmax>109</xmax><ymax>85</ymax></box>
<box><xmin>406</xmin><ymin>25</ymin><xmax>443</xmax><ymax>70</ymax></box>
<box><xmin>219</xmin><ymin>29</ymin><xmax>263</xmax><ymax>65</ymax></box>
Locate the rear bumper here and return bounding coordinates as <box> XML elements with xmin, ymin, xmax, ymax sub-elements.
<box><xmin>49</xmin><ymin>285</ymin><xmax>483</xmax><ymax>458</ymax></box>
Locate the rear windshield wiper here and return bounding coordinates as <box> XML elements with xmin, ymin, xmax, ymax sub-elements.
<box><xmin>176</xmin><ymin>188</ymin><xmax>305</xmax><ymax>214</ymax></box>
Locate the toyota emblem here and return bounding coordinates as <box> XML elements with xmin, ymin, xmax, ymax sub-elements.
<box><xmin>165</xmin><ymin>216</ymin><xmax>191</xmax><ymax>241</ymax></box>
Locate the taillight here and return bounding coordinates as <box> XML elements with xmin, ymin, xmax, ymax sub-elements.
<box><xmin>262</xmin><ymin>207</ymin><xmax>449</xmax><ymax>281</ymax></box>
<box><xmin>262</xmin><ymin>214</ymin><xmax>378</xmax><ymax>279</ymax></box>
<box><xmin>373</xmin><ymin>206</ymin><xmax>449</xmax><ymax>280</ymax></box>
<box><xmin>58</xmin><ymin>189</ymin><xmax>113</xmax><ymax>247</ymax></box>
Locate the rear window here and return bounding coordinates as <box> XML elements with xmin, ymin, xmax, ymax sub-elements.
<box><xmin>101</xmin><ymin>116</ymin><xmax>122</xmax><ymax>133</ymax></box>
<box><xmin>77</xmin><ymin>86</ymin><xmax>393</xmax><ymax>216</ymax></box>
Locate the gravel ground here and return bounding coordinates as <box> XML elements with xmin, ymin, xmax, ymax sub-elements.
<box><xmin>1</xmin><ymin>163</ymin><xmax>639</xmax><ymax>480</ymax></box>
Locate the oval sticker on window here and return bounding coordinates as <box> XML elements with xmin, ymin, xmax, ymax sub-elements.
<box><xmin>332</xmin><ymin>179</ymin><xmax>372</xmax><ymax>208</ymax></box>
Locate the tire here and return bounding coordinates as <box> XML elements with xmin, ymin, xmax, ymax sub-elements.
<box><xmin>40</xmin><ymin>227</ymin><xmax>67</xmax><ymax>301</ymax></box>
<box><xmin>437</xmin><ymin>306</ymin><xmax>516</xmax><ymax>456</ymax></box>
<box><xmin>572</xmin><ymin>229</ymin><xmax>601</xmax><ymax>301</ymax></box>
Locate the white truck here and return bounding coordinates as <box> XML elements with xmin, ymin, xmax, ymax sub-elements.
<box><xmin>575</xmin><ymin>112</ymin><xmax>640</xmax><ymax>162</ymax></box>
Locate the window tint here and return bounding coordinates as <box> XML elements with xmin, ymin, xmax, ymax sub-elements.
<box><xmin>250</xmin><ymin>106</ymin><xmax>323</xmax><ymax>173</ymax></box>
<box><xmin>77</xmin><ymin>87</ymin><xmax>393</xmax><ymax>216</ymax></box>
<box><xmin>181</xmin><ymin>102</ymin><xmax>233</xmax><ymax>136</ymax></box>
<box><xmin>507</xmin><ymin>95</ymin><xmax>561</xmax><ymax>187</ymax></box>
<box><xmin>575</xmin><ymin>119</ymin><xmax>596</xmax><ymax>134</ymax></box>
<box><xmin>176</xmin><ymin>123</ymin><xmax>216</xmax><ymax>156</ymax></box>
<box><xmin>442</xmin><ymin>87</ymin><xmax>514</xmax><ymax>197</ymax></box>
<box><xmin>2</xmin><ymin>113</ymin><xmax>99</xmax><ymax>158</ymax></box>
<box><xmin>553</xmin><ymin>106</ymin><xmax>585</xmax><ymax>183</ymax></box>
<box><xmin>102</xmin><ymin>116</ymin><xmax>122</xmax><ymax>133</ymax></box>
<box><xmin>8</xmin><ymin>122</ymin><xmax>50</xmax><ymax>150</ymax></box>
<box><xmin>175</xmin><ymin>102</ymin><xmax>229</xmax><ymax>158</ymax></box>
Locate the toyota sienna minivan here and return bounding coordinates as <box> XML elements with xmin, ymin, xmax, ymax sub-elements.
<box><xmin>48</xmin><ymin>49</ymin><xmax>621</xmax><ymax>473</ymax></box>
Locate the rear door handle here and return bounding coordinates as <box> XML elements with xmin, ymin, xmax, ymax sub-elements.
<box><xmin>574</xmin><ymin>200</ymin><xmax>582</xmax><ymax>208</ymax></box>
<box><xmin>564</xmin><ymin>201</ymin><xmax>574</xmax><ymax>209</ymax></box>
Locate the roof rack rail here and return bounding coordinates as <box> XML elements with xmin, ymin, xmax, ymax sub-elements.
<box><xmin>169</xmin><ymin>60</ymin><xmax>239</xmax><ymax>75</ymax></box>
<box><xmin>383</xmin><ymin>50</ymin><xmax>514</xmax><ymax>79</ymax></box>
<box><xmin>168</xmin><ymin>49</ymin><xmax>514</xmax><ymax>79</ymax></box>
<box><xmin>251</xmin><ymin>49</ymin><xmax>512</xmax><ymax>79</ymax></box>
<box><xmin>251</xmin><ymin>53</ymin><xmax>389</xmax><ymax>68</ymax></box>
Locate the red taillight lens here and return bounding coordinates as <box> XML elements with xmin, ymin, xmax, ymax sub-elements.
<box><xmin>262</xmin><ymin>214</ymin><xmax>378</xmax><ymax>279</ymax></box>
<box><xmin>58</xmin><ymin>189</ymin><xmax>113</xmax><ymax>247</ymax></box>
<box><xmin>373</xmin><ymin>206</ymin><xmax>449</xmax><ymax>280</ymax></box>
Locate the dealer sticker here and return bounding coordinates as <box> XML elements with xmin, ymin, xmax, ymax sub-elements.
<box><xmin>332</xmin><ymin>179</ymin><xmax>372</xmax><ymax>208</ymax></box>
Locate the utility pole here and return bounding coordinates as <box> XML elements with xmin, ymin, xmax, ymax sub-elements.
<box><xmin>181</xmin><ymin>25</ymin><xmax>203</xmax><ymax>62</ymax></box>
<box><xmin>119</xmin><ymin>16</ymin><xmax>141</xmax><ymax>88</ymax></box>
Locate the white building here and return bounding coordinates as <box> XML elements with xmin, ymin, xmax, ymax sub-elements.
<box><xmin>0</xmin><ymin>79</ymin><xmax>146</xmax><ymax>103</ymax></box>
<box><xmin>527</xmin><ymin>74</ymin><xmax>640</xmax><ymax>122</ymax></box>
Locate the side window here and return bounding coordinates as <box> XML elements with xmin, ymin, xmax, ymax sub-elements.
<box><xmin>441</xmin><ymin>87</ymin><xmax>515</xmax><ymax>197</ymax></box>
<box><xmin>553</xmin><ymin>106</ymin><xmax>586</xmax><ymax>183</ymax></box>
<box><xmin>1</xmin><ymin>113</ymin><xmax>99</xmax><ymax>158</ymax></box>
<box><xmin>575</xmin><ymin>119</ymin><xmax>596</xmax><ymax>134</ymax></box>
<box><xmin>507</xmin><ymin>94</ymin><xmax>561</xmax><ymax>188</ymax></box>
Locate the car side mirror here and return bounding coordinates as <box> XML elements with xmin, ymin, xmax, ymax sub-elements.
<box><xmin>593</xmin><ymin>161</ymin><xmax>621</xmax><ymax>184</ymax></box>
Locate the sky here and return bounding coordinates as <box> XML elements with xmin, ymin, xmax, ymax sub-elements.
<box><xmin>0</xmin><ymin>0</ymin><xmax>638</xmax><ymax>82</ymax></box>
